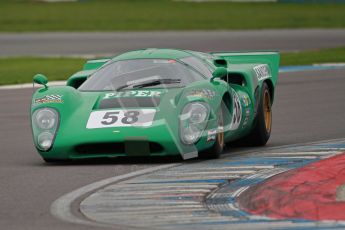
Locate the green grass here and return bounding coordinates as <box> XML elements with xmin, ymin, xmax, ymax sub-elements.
<box><xmin>280</xmin><ymin>47</ymin><xmax>345</xmax><ymax>66</ymax></box>
<box><xmin>0</xmin><ymin>47</ymin><xmax>345</xmax><ymax>85</ymax></box>
<box><xmin>0</xmin><ymin>57</ymin><xmax>85</xmax><ymax>85</ymax></box>
<box><xmin>0</xmin><ymin>0</ymin><xmax>345</xmax><ymax>31</ymax></box>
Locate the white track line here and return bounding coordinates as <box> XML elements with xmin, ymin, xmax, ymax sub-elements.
<box><xmin>50</xmin><ymin>163</ymin><xmax>178</xmax><ymax>228</ymax></box>
<box><xmin>50</xmin><ymin>138</ymin><xmax>345</xmax><ymax>228</ymax></box>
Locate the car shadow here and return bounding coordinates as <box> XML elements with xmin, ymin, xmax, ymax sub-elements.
<box><xmin>36</xmin><ymin>144</ymin><xmax>263</xmax><ymax>166</ymax></box>
<box><xmin>40</xmin><ymin>155</ymin><xmax>189</xmax><ymax>166</ymax></box>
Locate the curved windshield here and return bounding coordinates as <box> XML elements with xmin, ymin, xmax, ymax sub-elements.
<box><xmin>79</xmin><ymin>59</ymin><xmax>205</xmax><ymax>91</ymax></box>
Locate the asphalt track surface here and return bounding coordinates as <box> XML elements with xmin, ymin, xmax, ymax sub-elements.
<box><xmin>1</xmin><ymin>29</ymin><xmax>345</xmax><ymax>57</ymax></box>
<box><xmin>1</xmin><ymin>68</ymin><xmax>345</xmax><ymax>230</ymax></box>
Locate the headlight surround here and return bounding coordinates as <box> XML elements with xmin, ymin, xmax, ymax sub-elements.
<box><xmin>180</xmin><ymin>102</ymin><xmax>210</xmax><ymax>145</ymax></box>
<box><xmin>32</xmin><ymin>108</ymin><xmax>59</xmax><ymax>151</ymax></box>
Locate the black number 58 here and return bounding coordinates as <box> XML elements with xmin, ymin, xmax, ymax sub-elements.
<box><xmin>101</xmin><ymin>112</ymin><xmax>119</xmax><ymax>125</ymax></box>
<box><xmin>122</xmin><ymin>111</ymin><xmax>140</xmax><ymax>124</ymax></box>
<box><xmin>101</xmin><ymin>111</ymin><xmax>140</xmax><ymax>125</ymax></box>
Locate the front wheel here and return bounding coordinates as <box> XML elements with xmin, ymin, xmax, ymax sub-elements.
<box><xmin>200</xmin><ymin>104</ymin><xmax>225</xmax><ymax>159</ymax></box>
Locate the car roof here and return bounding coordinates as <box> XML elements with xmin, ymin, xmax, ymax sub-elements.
<box><xmin>112</xmin><ymin>48</ymin><xmax>194</xmax><ymax>61</ymax></box>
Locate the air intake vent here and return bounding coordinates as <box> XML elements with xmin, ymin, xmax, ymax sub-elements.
<box><xmin>75</xmin><ymin>142</ymin><xmax>164</xmax><ymax>155</ymax></box>
<box><xmin>214</xmin><ymin>59</ymin><xmax>227</xmax><ymax>68</ymax></box>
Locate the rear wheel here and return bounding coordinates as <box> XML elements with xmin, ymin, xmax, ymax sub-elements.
<box><xmin>200</xmin><ymin>104</ymin><xmax>225</xmax><ymax>159</ymax></box>
<box><xmin>245</xmin><ymin>82</ymin><xmax>272</xmax><ymax>146</ymax></box>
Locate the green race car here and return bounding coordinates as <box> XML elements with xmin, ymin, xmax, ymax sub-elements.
<box><xmin>31</xmin><ymin>49</ymin><xmax>279</xmax><ymax>162</ymax></box>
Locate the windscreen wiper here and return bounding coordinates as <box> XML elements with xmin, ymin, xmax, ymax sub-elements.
<box><xmin>133</xmin><ymin>79</ymin><xmax>181</xmax><ymax>89</ymax></box>
<box><xmin>116</xmin><ymin>78</ymin><xmax>181</xmax><ymax>91</ymax></box>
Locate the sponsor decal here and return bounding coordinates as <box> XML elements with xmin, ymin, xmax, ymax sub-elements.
<box><xmin>35</xmin><ymin>94</ymin><xmax>63</xmax><ymax>104</ymax></box>
<box><xmin>229</xmin><ymin>90</ymin><xmax>242</xmax><ymax>131</ymax></box>
<box><xmin>187</xmin><ymin>89</ymin><xmax>216</xmax><ymax>99</ymax></box>
<box><xmin>242</xmin><ymin>109</ymin><xmax>251</xmax><ymax>128</ymax></box>
<box><xmin>86</xmin><ymin>109</ymin><xmax>156</xmax><ymax>129</ymax></box>
<box><xmin>103</xmin><ymin>90</ymin><xmax>162</xmax><ymax>99</ymax></box>
<box><xmin>253</xmin><ymin>64</ymin><xmax>271</xmax><ymax>81</ymax></box>
<box><xmin>207</xmin><ymin>129</ymin><xmax>217</xmax><ymax>142</ymax></box>
<box><xmin>241</xmin><ymin>94</ymin><xmax>251</xmax><ymax>107</ymax></box>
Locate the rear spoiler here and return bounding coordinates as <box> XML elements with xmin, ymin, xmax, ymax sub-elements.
<box><xmin>83</xmin><ymin>58</ymin><xmax>111</xmax><ymax>70</ymax></box>
<box><xmin>210</xmin><ymin>51</ymin><xmax>280</xmax><ymax>86</ymax></box>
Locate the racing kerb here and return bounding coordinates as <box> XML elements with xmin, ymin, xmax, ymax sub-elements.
<box><xmin>53</xmin><ymin>139</ymin><xmax>345</xmax><ymax>230</ymax></box>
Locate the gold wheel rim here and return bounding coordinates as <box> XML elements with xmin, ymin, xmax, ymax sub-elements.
<box><xmin>217</xmin><ymin>111</ymin><xmax>224</xmax><ymax>148</ymax></box>
<box><xmin>263</xmin><ymin>90</ymin><xmax>272</xmax><ymax>133</ymax></box>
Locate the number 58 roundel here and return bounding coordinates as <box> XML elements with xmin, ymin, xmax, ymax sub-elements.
<box><xmin>86</xmin><ymin>109</ymin><xmax>156</xmax><ymax>129</ymax></box>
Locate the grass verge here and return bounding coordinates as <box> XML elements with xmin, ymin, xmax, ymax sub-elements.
<box><xmin>280</xmin><ymin>47</ymin><xmax>345</xmax><ymax>66</ymax></box>
<box><xmin>0</xmin><ymin>57</ymin><xmax>85</xmax><ymax>85</ymax></box>
<box><xmin>0</xmin><ymin>0</ymin><xmax>345</xmax><ymax>31</ymax></box>
<box><xmin>0</xmin><ymin>47</ymin><xmax>344</xmax><ymax>85</ymax></box>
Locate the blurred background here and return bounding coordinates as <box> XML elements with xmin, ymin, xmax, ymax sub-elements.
<box><xmin>0</xmin><ymin>0</ymin><xmax>344</xmax><ymax>85</ymax></box>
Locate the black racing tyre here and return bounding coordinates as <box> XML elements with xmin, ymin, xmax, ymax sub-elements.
<box><xmin>244</xmin><ymin>82</ymin><xmax>272</xmax><ymax>146</ymax></box>
<box><xmin>200</xmin><ymin>103</ymin><xmax>225</xmax><ymax>159</ymax></box>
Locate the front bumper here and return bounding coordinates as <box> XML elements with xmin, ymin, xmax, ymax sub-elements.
<box><xmin>38</xmin><ymin>119</ymin><xmax>216</xmax><ymax>160</ymax></box>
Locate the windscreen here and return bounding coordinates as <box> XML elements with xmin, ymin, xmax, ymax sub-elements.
<box><xmin>79</xmin><ymin>59</ymin><xmax>205</xmax><ymax>91</ymax></box>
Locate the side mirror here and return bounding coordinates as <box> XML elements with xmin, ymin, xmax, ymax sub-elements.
<box><xmin>211</xmin><ymin>67</ymin><xmax>227</xmax><ymax>82</ymax></box>
<box><xmin>33</xmin><ymin>74</ymin><xmax>48</xmax><ymax>89</ymax></box>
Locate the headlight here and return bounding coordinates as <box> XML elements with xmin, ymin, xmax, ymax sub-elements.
<box><xmin>35</xmin><ymin>108</ymin><xmax>57</xmax><ymax>130</ymax></box>
<box><xmin>180</xmin><ymin>102</ymin><xmax>209</xmax><ymax>145</ymax></box>
<box><xmin>37</xmin><ymin>132</ymin><xmax>54</xmax><ymax>151</ymax></box>
<box><xmin>32</xmin><ymin>108</ymin><xmax>59</xmax><ymax>151</ymax></box>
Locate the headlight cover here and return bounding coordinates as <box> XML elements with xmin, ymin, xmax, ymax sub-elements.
<box><xmin>180</xmin><ymin>102</ymin><xmax>210</xmax><ymax>145</ymax></box>
<box><xmin>32</xmin><ymin>108</ymin><xmax>59</xmax><ymax>151</ymax></box>
<box><xmin>35</xmin><ymin>108</ymin><xmax>57</xmax><ymax>130</ymax></box>
<box><xmin>37</xmin><ymin>132</ymin><xmax>54</xmax><ymax>151</ymax></box>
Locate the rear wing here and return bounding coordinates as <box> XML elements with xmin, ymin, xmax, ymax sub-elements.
<box><xmin>83</xmin><ymin>58</ymin><xmax>111</xmax><ymax>70</ymax></box>
<box><xmin>211</xmin><ymin>51</ymin><xmax>280</xmax><ymax>86</ymax></box>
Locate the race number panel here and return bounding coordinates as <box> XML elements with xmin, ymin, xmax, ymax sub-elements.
<box><xmin>86</xmin><ymin>109</ymin><xmax>156</xmax><ymax>129</ymax></box>
<box><xmin>230</xmin><ymin>91</ymin><xmax>242</xmax><ymax>131</ymax></box>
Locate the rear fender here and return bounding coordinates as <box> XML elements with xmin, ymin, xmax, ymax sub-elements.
<box><xmin>211</xmin><ymin>51</ymin><xmax>279</xmax><ymax>103</ymax></box>
<box><xmin>211</xmin><ymin>51</ymin><xmax>279</xmax><ymax>85</ymax></box>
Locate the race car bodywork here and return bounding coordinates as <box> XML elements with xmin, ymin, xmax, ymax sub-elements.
<box><xmin>30</xmin><ymin>49</ymin><xmax>279</xmax><ymax>162</ymax></box>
